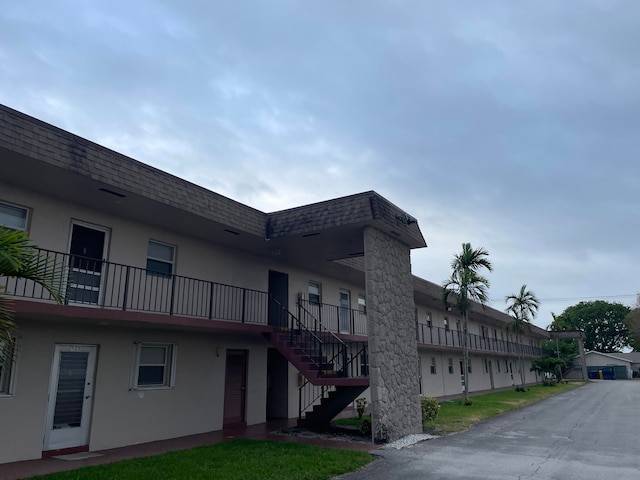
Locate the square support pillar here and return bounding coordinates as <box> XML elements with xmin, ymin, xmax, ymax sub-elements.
<box><xmin>364</xmin><ymin>226</ymin><xmax>422</xmax><ymax>443</ymax></box>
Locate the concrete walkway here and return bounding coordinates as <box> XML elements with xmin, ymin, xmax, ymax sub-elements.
<box><xmin>0</xmin><ymin>420</ymin><xmax>377</xmax><ymax>480</ymax></box>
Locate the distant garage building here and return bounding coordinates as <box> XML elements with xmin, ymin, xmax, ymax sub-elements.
<box><xmin>584</xmin><ymin>351</ymin><xmax>633</xmax><ymax>380</ymax></box>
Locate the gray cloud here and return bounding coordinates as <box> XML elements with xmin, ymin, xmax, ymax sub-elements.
<box><xmin>1</xmin><ymin>0</ymin><xmax>639</xmax><ymax>327</ymax></box>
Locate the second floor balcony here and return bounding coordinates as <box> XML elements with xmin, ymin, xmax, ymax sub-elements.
<box><xmin>2</xmin><ymin>249</ymin><xmax>271</xmax><ymax>326</ymax></box>
<box><xmin>416</xmin><ymin>323</ymin><xmax>543</xmax><ymax>357</ymax></box>
<box><xmin>1</xmin><ymin>248</ymin><xmax>542</xmax><ymax>358</ymax></box>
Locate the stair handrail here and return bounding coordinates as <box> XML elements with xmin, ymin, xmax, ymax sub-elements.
<box><xmin>349</xmin><ymin>342</ymin><xmax>368</xmax><ymax>376</ymax></box>
<box><xmin>298</xmin><ymin>378</ymin><xmax>334</xmax><ymax>419</ymax></box>
<box><xmin>298</xmin><ymin>299</ymin><xmax>352</xmax><ymax>377</ymax></box>
<box><xmin>297</xmin><ymin>299</ymin><xmax>348</xmax><ymax>348</ymax></box>
<box><xmin>270</xmin><ymin>296</ymin><xmax>327</xmax><ymax>374</ymax></box>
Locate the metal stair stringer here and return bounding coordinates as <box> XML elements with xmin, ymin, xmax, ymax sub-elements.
<box><xmin>298</xmin><ymin>384</ymin><xmax>369</xmax><ymax>428</ymax></box>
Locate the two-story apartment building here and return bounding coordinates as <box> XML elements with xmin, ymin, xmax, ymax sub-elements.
<box><xmin>0</xmin><ymin>104</ymin><xmax>546</xmax><ymax>463</ymax></box>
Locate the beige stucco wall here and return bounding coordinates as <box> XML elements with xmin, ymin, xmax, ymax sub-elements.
<box><xmin>0</xmin><ymin>320</ymin><xmax>269</xmax><ymax>463</ymax></box>
<box><xmin>3</xmin><ymin>182</ymin><xmax>371</xmax><ymax>316</ymax></box>
<box><xmin>418</xmin><ymin>350</ymin><xmax>540</xmax><ymax>400</ymax></box>
<box><xmin>1</xmin><ymin>182</ymin><xmax>273</xmax><ymax>292</ymax></box>
<box><xmin>419</xmin><ymin>351</ymin><xmax>461</xmax><ymax>397</ymax></box>
<box><xmin>1</xmin><ymin>182</ymin><xmax>548</xmax><ymax>461</ymax></box>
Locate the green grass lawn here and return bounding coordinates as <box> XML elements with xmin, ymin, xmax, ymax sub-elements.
<box><xmin>426</xmin><ymin>382</ymin><xmax>585</xmax><ymax>434</ymax></box>
<box><xmin>29</xmin><ymin>440</ymin><xmax>373</xmax><ymax>480</ymax></box>
<box><xmin>30</xmin><ymin>384</ymin><xmax>584</xmax><ymax>479</ymax></box>
<box><xmin>333</xmin><ymin>382</ymin><xmax>585</xmax><ymax>435</ymax></box>
<box><xmin>331</xmin><ymin>415</ymin><xmax>370</xmax><ymax>428</ymax></box>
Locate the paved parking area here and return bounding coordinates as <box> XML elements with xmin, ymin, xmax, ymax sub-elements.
<box><xmin>342</xmin><ymin>381</ymin><xmax>640</xmax><ymax>480</ymax></box>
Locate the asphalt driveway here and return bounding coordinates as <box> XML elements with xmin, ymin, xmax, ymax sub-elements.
<box><xmin>341</xmin><ymin>381</ymin><xmax>640</xmax><ymax>480</ymax></box>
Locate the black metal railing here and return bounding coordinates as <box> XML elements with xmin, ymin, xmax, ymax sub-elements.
<box><xmin>269</xmin><ymin>296</ymin><xmax>368</xmax><ymax>381</ymax></box>
<box><xmin>1</xmin><ymin>248</ymin><xmax>270</xmax><ymax>325</ymax></box>
<box><xmin>297</xmin><ymin>298</ymin><xmax>367</xmax><ymax>335</ymax></box>
<box><xmin>299</xmin><ymin>381</ymin><xmax>335</xmax><ymax>419</ymax></box>
<box><xmin>298</xmin><ymin>341</ymin><xmax>368</xmax><ymax>419</ymax></box>
<box><xmin>416</xmin><ymin>324</ymin><xmax>543</xmax><ymax>357</ymax></box>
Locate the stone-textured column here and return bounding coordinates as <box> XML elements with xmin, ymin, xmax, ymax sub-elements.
<box><xmin>364</xmin><ymin>226</ymin><xmax>422</xmax><ymax>443</ymax></box>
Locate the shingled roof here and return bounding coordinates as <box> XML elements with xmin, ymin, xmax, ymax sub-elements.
<box><xmin>0</xmin><ymin>103</ymin><xmax>426</xmax><ymax>257</ymax></box>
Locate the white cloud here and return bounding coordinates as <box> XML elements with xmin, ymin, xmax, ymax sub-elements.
<box><xmin>1</xmin><ymin>0</ymin><xmax>639</xmax><ymax>329</ymax></box>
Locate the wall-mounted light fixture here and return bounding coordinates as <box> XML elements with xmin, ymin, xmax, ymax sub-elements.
<box><xmin>396</xmin><ymin>214</ymin><xmax>417</xmax><ymax>225</ymax></box>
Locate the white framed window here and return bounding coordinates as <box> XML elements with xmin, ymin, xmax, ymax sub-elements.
<box><xmin>426</xmin><ymin>312</ymin><xmax>432</xmax><ymax>328</ymax></box>
<box><xmin>448</xmin><ymin>358</ymin><xmax>454</xmax><ymax>374</ymax></box>
<box><xmin>0</xmin><ymin>339</ymin><xmax>17</xmax><ymax>396</ymax></box>
<box><xmin>357</xmin><ymin>294</ymin><xmax>366</xmax><ymax>314</ymax></box>
<box><xmin>443</xmin><ymin>317</ymin><xmax>450</xmax><ymax>331</ymax></box>
<box><xmin>497</xmin><ymin>360</ymin><xmax>501</xmax><ymax>373</ymax></box>
<box><xmin>0</xmin><ymin>201</ymin><xmax>28</xmax><ymax>231</ymax></box>
<box><xmin>308</xmin><ymin>281</ymin><xmax>321</xmax><ymax>304</ymax></box>
<box><xmin>132</xmin><ymin>343</ymin><xmax>176</xmax><ymax>389</ymax></box>
<box><xmin>430</xmin><ymin>357</ymin><xmax>437</xmax><ymax>374</ymax></box>
<box><xmin>484</xmin><ymin>359</ymin><xmax>489</xmax><ymax>373</ymax></box>
<box><xmin>146</xmin><ymin>240</ymin><xmax>175</xmax><ymax>277</ymax></box>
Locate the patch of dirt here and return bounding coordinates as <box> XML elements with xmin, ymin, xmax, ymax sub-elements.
<box><xmin>275</xmin><ymin>426</ymin><xmax>372</xmax><ymax>444</ymax></box>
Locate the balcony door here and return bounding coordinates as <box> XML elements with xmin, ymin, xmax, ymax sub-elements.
<box><xmin>339</xmin><ymin>290</ymin><xmax>351</xmax><ymax>334</ymax></box>
<box><xmin>67</xmin><ymin>222</ymin><xmax>109</xmax><ymax>305</ymax></box>
<box><xmin>268</xmin><ymin>270</ymin><xmax>288</xmax><ymax>328</ymax></box>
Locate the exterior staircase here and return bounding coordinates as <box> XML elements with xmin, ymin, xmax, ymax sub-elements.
<box><xmin>264</xmin><ymin>299</ymin><xmax>369</xmax><ymax>427</ymax></box>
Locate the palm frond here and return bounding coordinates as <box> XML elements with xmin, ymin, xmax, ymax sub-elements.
<box><xmin>0</xmin><ymin>294</ymin><xmax>15</xmax><ymax>345</ymax></box>
<box><xmin>451</xmin><ymin>243</ymin><xmax>494</xmax><ymax>275</ymax></box>
<box><xmin>442</xmin><ymin>245</ymin><xmax>492</xmax><ymax>313</ymax></box>
<box><xmin>1</xmin><ymin>228</ymin><xmax>66</xmax><ymax>343</ymax></box>
<box><xmin>0</xmin><ymin>228</ymin><xmax>65</xmax><ymax>304</ymax></box>
<box><xmin>505</xmin><ymin>284</ymin><xmax>540</xmax><ymax>335</ymax></box>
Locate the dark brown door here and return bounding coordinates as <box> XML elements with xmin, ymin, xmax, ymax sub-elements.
<box><xmin>68</xmin><ymin>223</ymin><xmax>107</xmax><ymax>305</ymax></box>
<box><xmin>223</xmin><ymin>350</ymin><xmax>247</xmax><ymax>425</ymax></box>
<box><xmin>268</xmin><ymin>270</ymin><xmax>288</xmax><ymax>327</ymax></box>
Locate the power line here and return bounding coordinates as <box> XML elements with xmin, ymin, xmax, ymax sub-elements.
<box><xmin>490</xmin><ymin>294</ymin><xmax>637</xmax><ymax>303</ymax></box>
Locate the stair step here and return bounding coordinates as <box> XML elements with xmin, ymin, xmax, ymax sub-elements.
<box><xmin>299</xmin><ymin>384</ymin><xmax>370</xmax><ymax>427</ymax></box>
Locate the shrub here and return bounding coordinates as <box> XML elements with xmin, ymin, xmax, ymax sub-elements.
<box><xmin>515</xmin><ymin>386</ymin><xmax>527</xmax><ymax>392</ymax></box>
<box><xmin>542</xmin><ymin>378</ymin><xmax>557</xmax><ymax>387</ymax></box>
<box><xmin>421</xmin><ymin>396</ymin><xmax>440</xmax><ymax>424</ymax></box>
<box><xmin>355</xmin><ymin>397</ymin><xmax>368</xmax><ymax>419</ymax></box>
<box><xmin>360</xmin><ymin>418</ymin><xmax>371</xmax><ymax>436</ymax></box>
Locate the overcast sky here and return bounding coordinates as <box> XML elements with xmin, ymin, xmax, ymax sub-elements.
<box><xmin>1</xmin><ymin>1</ymin><xmax>638</xmax><ymax>328</ymax></box>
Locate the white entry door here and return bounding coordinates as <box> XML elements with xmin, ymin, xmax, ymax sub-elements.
<box><xmin>339</xmin><ymin>290</ymin><xmax>351</xmax><ymax>334</ymax></box>
<box><xmin>43</xmin><ymin>345</ymin><xmax>97</xmax><ymax>451</ymax></box>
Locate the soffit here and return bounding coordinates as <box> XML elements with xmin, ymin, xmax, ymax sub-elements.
<box><xmin>0</xmin><ymin>105</ymin><xmax>426</xmax><ymax>281</ymax></box>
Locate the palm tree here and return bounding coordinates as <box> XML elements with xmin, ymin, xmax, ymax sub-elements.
<box><xmin>505</xmin><ymin>284</ymin><xmax>540</xmax><ymax>391</ymax></box>
<box><xmin>1</xmin><ymin>227</ymin><xmax>64</xmax><ymax>346</ymax></box>
<box><xmin>442</xmin><ymin>243</ymin><xmax>493</xmax><ymax>403</ymax></box>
